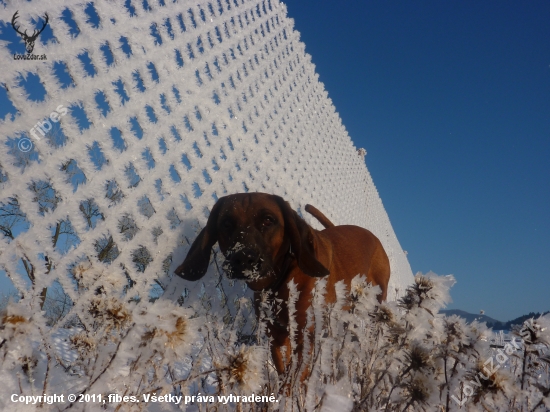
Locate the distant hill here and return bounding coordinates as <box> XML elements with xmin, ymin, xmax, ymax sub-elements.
<box><xmin>440</xmin><ymin>309</ymin><xmax>501</xmax><ymax>326</ymax></box>
<box><xmin>498</xmin><ymin>311</ymin><xmax>550</xmax><ymax>331</ymax></box>
<box><xmin>439</xmin><ymin>309</ymin><xmax>550</xmax><ymax>330</ymax></box>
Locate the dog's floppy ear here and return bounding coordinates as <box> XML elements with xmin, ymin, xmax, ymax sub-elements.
<box><xmin>175</xmin><ymin>198</ymin><xmax>225</xmax><ymax>281</ymax></box>
<box><xmin>274</xmin><ymin>196</ymin><xmax>329</xmax><ymax>277</ymax></box>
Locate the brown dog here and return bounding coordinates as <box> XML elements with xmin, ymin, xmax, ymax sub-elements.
<box><xmin>175</xmin><ymin>193</ymin><xmax>390</xmax><ymax>377</ymax></box>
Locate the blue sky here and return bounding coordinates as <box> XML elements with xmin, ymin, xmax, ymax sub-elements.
<box><xmin>1</xmin><ymin>1</ymin><xmax>549</xmax><ymax>322</ymax></box>
<box><xmin>283</xmin><ymin>0</ymin><xmax>550</xmax><ymax>321</ymax></box>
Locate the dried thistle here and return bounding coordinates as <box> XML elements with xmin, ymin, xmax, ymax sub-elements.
<box><xmin>370</xmin><ymin>304</ymin><xmax>395</xmax><ymax>326</ymax></box>
<box><xmin>400</xmin><ymin>374</ymin><xmax>432</xmax><ymax>411</ymax></box>
<box><xmin>349</xmin><ymin>276</ymin><xmax>380</xmax><ymax>307</ymax></box>
<box><xmin>399</xmin><ymin>273</ymin><xmax>454</xmax><ymax>313</ymax></box>
<box><xmin>515</xmin><ymin>317</ymin><xmax>550</xmax><ymax>348</ymax></box>
<box><xmin>464</xmin><ymin>361</ymin><xmax>510</xmax><ymax>404</ymax></box>
<box><xmin>164</xmin><ymin>317</ymin><xmax>187</xmax><ymax>350</ymax></box>
<box><xmin>442</xmin><ymin>315</ymin><xmax>470</xmax><ymax>349</ymax></box>
<box><xmin>403</xmin><ymin>343</ymin><xmax>432</xmax><ymax>375</ymax></box>
<box><xmin>2</xmin><ymin>314</ymin><xmax>27</xmax><ymax>326</ymax></box>
<box><xmin>70</xmin><ymin>332</ymin><xmax>97</xmax><ymax>356</ymax></box>
<box><xmin>397</xmin><ymin>292</ymin><xmax>419</xmax><ymax>311</ymax></box>
<box><xmin>221</xmin><ymin>346</ymin><xmax>266</xmax><ymax>392</ymax></box>
<box><xmin>71</xmin><ymin>262</ymin><xmax>101</xmax><ymax>288</ymax></box>
<box><xmin>228</xmin><ymin>352</ymin><xmax>247</xmax><ymax>385</ymax></box>
<box><xmin>0</xmin><ymin>303</ymin><xmax>33</xmax><ymax>342</ymax></box>
<box><xmin>412</xmin><ymin>276</ymin><xmax>434</xmax><ymax>303</ymax></box>
<box><xmin>89</xmin><ymin>297</ymin><xmax>132</xmax><ymax>333</ymax></box>
<box><xmin>137</xmin><ymin>301</ymin><xmax>197</xmax><ymax>357</ymax></box>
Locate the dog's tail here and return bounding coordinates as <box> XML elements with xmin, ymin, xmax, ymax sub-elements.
<box><xmin>305</xmin><ymin>204</ymin><xmax>335</xmax><ymax>229</ymax></box>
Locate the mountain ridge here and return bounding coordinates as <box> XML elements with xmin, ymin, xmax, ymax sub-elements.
<box><xmin>440</xmin><ymin>309</ymin><xmax>549</xmax><ymax>330</ymax></box>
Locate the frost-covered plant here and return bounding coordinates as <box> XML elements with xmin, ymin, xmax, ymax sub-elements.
<box><xmin>0</xmin><ymin>302</ymin><xmax>43</xmax><ymax>371</ymax></box>
<box><xmin>273</xmin><ymin>272</ymin><xmax>549</xmax><ymax>412</ymax></box>
<box><xmin>1</xmin><ymin>271</ymin><xmax>549</xmax><ymax>411</ymax></box>
<box><xmin>508</xmin><ymin>315</ymin><xmax>550</xmax><ymax>411</ymax></box>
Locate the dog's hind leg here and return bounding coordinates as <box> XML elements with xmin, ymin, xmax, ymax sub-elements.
<box><xmin>367</xmin><ymin>242</ymin><xmax>390</xmax><ymax>302</ymax></box>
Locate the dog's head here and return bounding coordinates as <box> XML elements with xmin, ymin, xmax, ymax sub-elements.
<box><xmin>174</xmin><ymin>193</ymin><xmax>329</xmax><ymax>290</ymax></box>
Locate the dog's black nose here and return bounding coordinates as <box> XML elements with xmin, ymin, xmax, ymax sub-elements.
<box><xmin>230</xmin><ymin>247</ymin><xmax>260</xmax><ymax>270</ymax></box>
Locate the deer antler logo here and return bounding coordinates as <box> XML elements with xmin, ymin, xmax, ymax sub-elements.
<box><xmin>11</xmin><ymin>11</ymin><xmax>49</xmax><ymax>54</ymax></box>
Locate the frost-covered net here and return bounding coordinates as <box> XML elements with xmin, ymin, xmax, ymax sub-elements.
<box><xmin>0</xmin><ymin>0</ymin><xmax>412</xmax><ymax>309</ymax></box>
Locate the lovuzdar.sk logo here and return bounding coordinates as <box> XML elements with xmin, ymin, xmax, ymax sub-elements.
<box><xmin>11</xmin><ymin>10</ymin><xmax>49</xmax><ymax>61</ymax></box>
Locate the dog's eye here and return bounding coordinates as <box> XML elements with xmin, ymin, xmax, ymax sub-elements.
<box><xmin>262</xmin><ymin>216</ymin><xmax>275</xmax><ymax>227</ymax></box>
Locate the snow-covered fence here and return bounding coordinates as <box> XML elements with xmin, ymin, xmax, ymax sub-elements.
<box><xmin>0</xmin><ymin>0</ymin><xmax>412</xmax><ymax>308</ymax></box>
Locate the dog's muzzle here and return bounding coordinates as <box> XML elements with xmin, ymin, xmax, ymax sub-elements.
<box><xmin>222</xmin><ymin>244</ymin><xmax>264</xmax><ymax>280</ymax></box>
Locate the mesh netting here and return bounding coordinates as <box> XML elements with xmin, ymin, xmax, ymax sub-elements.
<box><xmin>0</xmin><ymin>0</ymin><xmax>412</xmax><ymax>311</ymax></box>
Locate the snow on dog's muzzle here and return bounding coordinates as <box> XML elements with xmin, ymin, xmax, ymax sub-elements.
<box><xmin>222</xmin><ymin>242</ymin><xmax>263</xmax><ymax>280</ymax></box>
